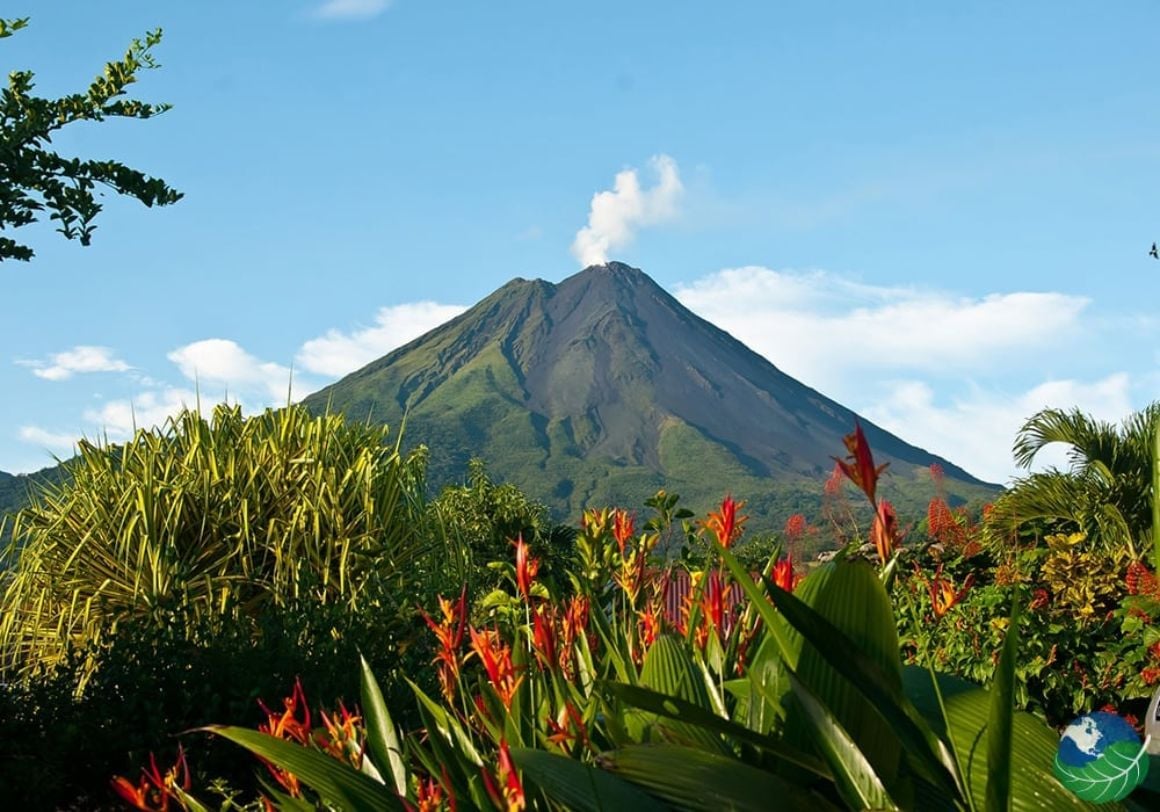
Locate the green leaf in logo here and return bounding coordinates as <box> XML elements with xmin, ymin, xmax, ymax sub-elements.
<box><xmin>1053</xmin><ymin>739</ymin><xmax>1150</xmax><ymax>803</ymax></box>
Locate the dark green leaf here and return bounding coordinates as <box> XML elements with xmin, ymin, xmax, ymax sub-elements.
<box><xmin>512</xmin><ymin>748</ymin><xmax>669</xmax><ymax>811</ymax></box>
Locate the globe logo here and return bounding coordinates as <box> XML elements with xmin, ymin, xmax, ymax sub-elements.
<box><xmin>1054</xmin><ymin>711</ymin><xmax>1150</xmax><ymax>802</ymax></box>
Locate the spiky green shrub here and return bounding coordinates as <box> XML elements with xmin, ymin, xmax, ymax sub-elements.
<box><xmin>0</xmin><ymin>403</ymin><xmax>446</xmax><ymax>682</ymax></box>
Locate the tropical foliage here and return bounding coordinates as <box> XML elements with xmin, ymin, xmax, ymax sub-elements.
<box><xmin>0</xmin><ymin>404</ymin><xmax>440</xmax><ymax>681</ymax></box>
<box><xmin>987</xmin><ymin>404</ymin><xmax>1160</xmax><ymax>554</ymax></box>
<box><xmin>101</xmin><ymin>425</ymin><xmax>1160</xmax><ymax>810</ymax></box>
<box><xmin>0</xmin><ymin>17</ymin><xmax>182</xmax><ymax>261</ymax></box>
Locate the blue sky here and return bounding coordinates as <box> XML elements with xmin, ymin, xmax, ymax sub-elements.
<box><xmin>2</xmin><ymin>1</ymin><xmax>1158</xmax><ymax>483</ymax></box>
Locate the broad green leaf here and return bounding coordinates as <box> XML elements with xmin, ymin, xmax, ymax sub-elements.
<box><xmin>598</xmin><ymin>743</ymin><xmax>842</xmax><ymax>811</ymax></box>
<box><xmin>512</xmin><ymin>748</ymin><xmax>669</xmax><ymax>811</ymax></box>
<box><xmin>729</xmin><ymin>551</ymin><xmax>964</xmax><ymax>803</ymax></box>
<box><xmin>602</xmin><ymin>679</ymin><xmax>831</xmax><ymax>779</ymax></box>
<box><xmin>204</xmin><ymin>726</ymin><xmax>403</xmax><ymax>811</ymax></box>
<box><xmin>628</xmin><ymin>634</ymin><xmax>723</xmax><ymax>752</ymax></box>
<box><xmin>360</xmin><ymin>654</ymin><xmax>407</xmax><ymax>796</ymax></box>
<box><xmin>985</xmin><ymin>599</ymin><xmax>1021</xmax><ymax>812</ymax></box>
<box><xmin>903</xmin><ymin>669</ymin><xmax>1124</xmax><ymax>811</ymax></box>
<box><xmin>786</xmin><ymin>669</ymin><xmax>900</xmax><ymax>811</ymax></box>
<box><xmin>777</xmin><ymin>558</ymin><xmax>904</xmax><ymax>792</ymax></box>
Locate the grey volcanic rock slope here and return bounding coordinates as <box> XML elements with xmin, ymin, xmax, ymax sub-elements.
<box><xmin>303</xmin><ymin>262</ymin><xmax>997</xmax><ymax>526</ymax></box>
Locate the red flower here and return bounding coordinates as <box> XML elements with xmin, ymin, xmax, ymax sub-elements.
<box><xmin>638</xmin><ymin>605</ymin><xmax>661</xmax><ymax>650</ymax></box>
<box><xmin>1029</xmin><ymin>589</ymin><xmax>1050</xmax><ymax>611</ymax></box>
<box><xmin>1143</xmin><ymin>667</ymin><xmax>1160</xmax><ymax>686</ymax></box>
<box><xmin>531</xmin><ymin>605</ymin><xmax>558</xmax><ymax>672</ymax></box>
<box><xmin>783</xmin><ymin>513</ymin><xmax>808</xmax><ymax>541</ymax></box>
<box><xmin>421</xmin><ymin>587</ymin><xmax>468</xmax><ymax>702</ymax></box>
<box><xmin>110</xmin><ymin>747</ymin><xmax>190</xmax><ymax>812</ymax></box>
<box><xmin>833</xmin><ymin>421</ymin><xmax>889</xmax><ymax>504</ymax></box>
<box><xmin>870</xmin><ymin>500</ymin><xmax>902</xmax><ymax>564</ymax></box>
<box><xmin>612</xmin><ymin>509</ymin><xmax>635</xmax><ymax>556</ymax></box>
<box><xmin>823</xmin><ymin>462</ymin><xmax>844</xmax><ymax>497</ymax></box>
<box><xmin>318</xmin><ymin>701</ymin><xmax>364</xmax><ymax>768</ymax></box>
<box><xmin>772</xmin><ymin>556</ymin><xmax>796</xmax><ymax>593</ymax></box>
<box><xmin>701</xmin><ymin>495</ymin><xmax>748</xmax><ymax>549</ymax></box>
<box><xmin>482</xmin><ymin>740</ymin><xmax>525</xmax><ymax>812</ymax></box>
<box><xmin>929</xmin><ymin>463</ymin><xmax>944</xmax><ymax>487</ymax></box>
<box><xmin>1127</xmin><ymin>561</ymin><xmax>1158</xmax><ymax>597</ymax></box>
<box><xmin>258</xmin><ymin>678</ymin><xmax>312</xmax><ymax>745</ymax></box>
<box><xmin>468</xmin><ymin>627</ymin><xmax>523</xmax><ymax>709</ymax></box>
<box><xmin>546</xmin><ymin>702</ymin><xmax>589</xmax><ymax>751</ymax></box>
<box><xmin>513</xmin><ymin>535</ymin><xmax>540</xmax><ymax>600</ymax></box>
<box><xmin>927</xmin><ymin>564</ymin><xmax>975</xmax><ymax>619</ymax></box>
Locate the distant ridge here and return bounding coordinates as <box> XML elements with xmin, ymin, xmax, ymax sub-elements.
<box><xmin>302</xmin><ymin>261</ymin><xmax>998</xmax><ymax>528</ymax></box>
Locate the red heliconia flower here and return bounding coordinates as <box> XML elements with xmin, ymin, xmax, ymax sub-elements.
<box><xmin>546</xmin><ymin>701</ymin><xmax>590</xmax><ymax>751</ymax></box>
<box><xmin>513</xmin><ymin>535</ymin><xmax>540</xmax><ymax>600</ymax></box>
<box><xmin>927</xmin><ymin>564</ymin><xmax>975</xmax><ymax>619</ymax></box>
<box><xmin>614</xmin><ymin>547</ymin><xmax>649</xmax><ymax>605</ymax></box>
<box><xmin>468</xmin><ymin>626</ymin><xmax>523</xmax><ymax>709</ymax></box>
<box><xmin>111</xmin><ymin>746</ymin><xmax>190</xmax><ymax>812</ymax></box>
<box><xmin>561</xmin><ymin>594</ymin><xmax>590</xmax><ymax>655</ymax></box>
<box><xmin>612</xmin><ymin>509</ymin><xmax>635</xmax><ymax>556</ymax></box>
<box><xmin>421</xmin><ymin>587</ymin><xmax>468</xmax><ymax>702</ymax></box>
<box><xmin>833</xmin><ymin>421</ymin><xmax>889</xmax><ymax>505</ymax></box>
<box><xmin>870</xmin><ymin>499</ymin><xmax>902</xmax><ymax>564</ymax></box>
<box><xmin>482</xmin><ymin>740</ymin><xmax>525</xmax><ymax>812</ymax></box>
<box><xmin>257</xmin><ymin>680</ymin><xmax>314</xmax><ymax>796</ymax></box>
<box><xmin>531</xmin><ymin>605</ymin><xmax>558</xmax><ymax>672</ymax></box>
<box><xmin>700</xmin><ymin>570</ymin><xmax>727</xmax><ymax>640</ymax></box>
<box><xmin>772</xmin><ymin>556</ymin><xmax>796</xmax><ymax>593</ymax></box>
<box><xmin>638</xmin><ymin>604</ymin><xmax>661</xmax><ymax>651</ymax></box>
<box><xmin>410</xmin><ymin>773</ymin><xmax>448</xmax><ymax>812</ymax></box>
<box><xmin>258</xmin><ymin>678</ymin><xmax>312</xmax><ymax>746</ymax></box>
<box><xmin>318</xmin><ymin>701</ymin><xmax>365</xmax><ymax>768</ymax></box>
<box><xmin>701</xmin><ymin>495</ymin><xmax>748</xmax><ymax>549</ymax></box>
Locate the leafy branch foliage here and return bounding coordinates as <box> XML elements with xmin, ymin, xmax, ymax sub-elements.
<box><xmin>0</xmin><ymin>17</ymin><xmax>182</xmax><ymax>261</ymax></box>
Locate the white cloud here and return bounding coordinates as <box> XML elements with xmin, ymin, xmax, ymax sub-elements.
<box><xmin>168</xmin><ymin>339</ymin><xmax>298</xmax><ymax>401</ymax></box>
<box><xmin>297</xmin><ymin>302</ymin><xmax>467</xmax><ymax>377</ymax></box>
<box><xmin>19</xmin><ymin>345</ymin><xmax>131</xmax><ymax>381</ymax></box>
<box><xmin>18</xmin><ymin>425</ymin><xmax>80</xmax><ymax>452</ymax></box>
<box><xmin>862</xmin><ymin>373</ymin><xmax>1135</xmax><ymax>484</ymax></box>
<box><xmin>571</xmin><ymin>154</ymin><xmax>683</xmax><ymax>267</ymax></box>
<box><xmin>675</xmin><ymin>266</ymin><xmax>1089</xmax><ymax>392</ymax></box>
<box><xmin>314</xmin><ymin>0</ymin><xmax>392</xmax><ymax>19</ymax></box>
<box><xmin>82</xmin><ymin>387</ymin><xmax>204</xmax><ymax>441</ymax></box>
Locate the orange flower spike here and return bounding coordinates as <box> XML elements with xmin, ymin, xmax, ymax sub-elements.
<box><xmin>258</xmin><ymin>677</ymin><xmax>312</xmax><ymax>746</ymax></box>
<box><xmin>468</xmin><ymin>626</ymin><xmax>523</xmax><ymax>709</ymax></box>
<box><xmin>927</xmin><ymin>565</ymin><xmax>975</xmax><ymax>618</ymax></box>
<box><xmin>482</xmin><ymin>741</ymin><xmax>524</xmax><ymax>811</ymax></box>
<box><xmin>513</xmin><ymin>535</ymin><xmax>540</xmax><ymax>600</ymax></box>
<box><xmin>638</xmin><ymin>605</ymin><xmax>661</xmax><ymax>649</ymax></box>
<box><xmin>772</xmin><ymin>556</ymin><xmax>795</xmax><ymax>593</ymax></box>
<box><xmin>870</xmin><ymin>499</ymin><xmax>901</xmax><ymax>565</ymax></box>
<box><xmin>612</xmin><ymin>509</ymin><xmax>635</xmax><ymax>556</ymax></box>
<box><xmin>110</xmin><ymin>774</ymin><xmax>161</xmax><ymax>812</ymax></box>
<box><xmin>531</xmin><ymin>605</ymin><xmax>558</xmax><ymax>672</ymax></box>
<box><xmin>702</xmin><ymin>495</ymin><xmax>748</xmax><ymax>549</ymax></box>
<box><xmin>833</xmin><ymin>421</ymin><xmax>890</xmax><ymax>505</ymax></box>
